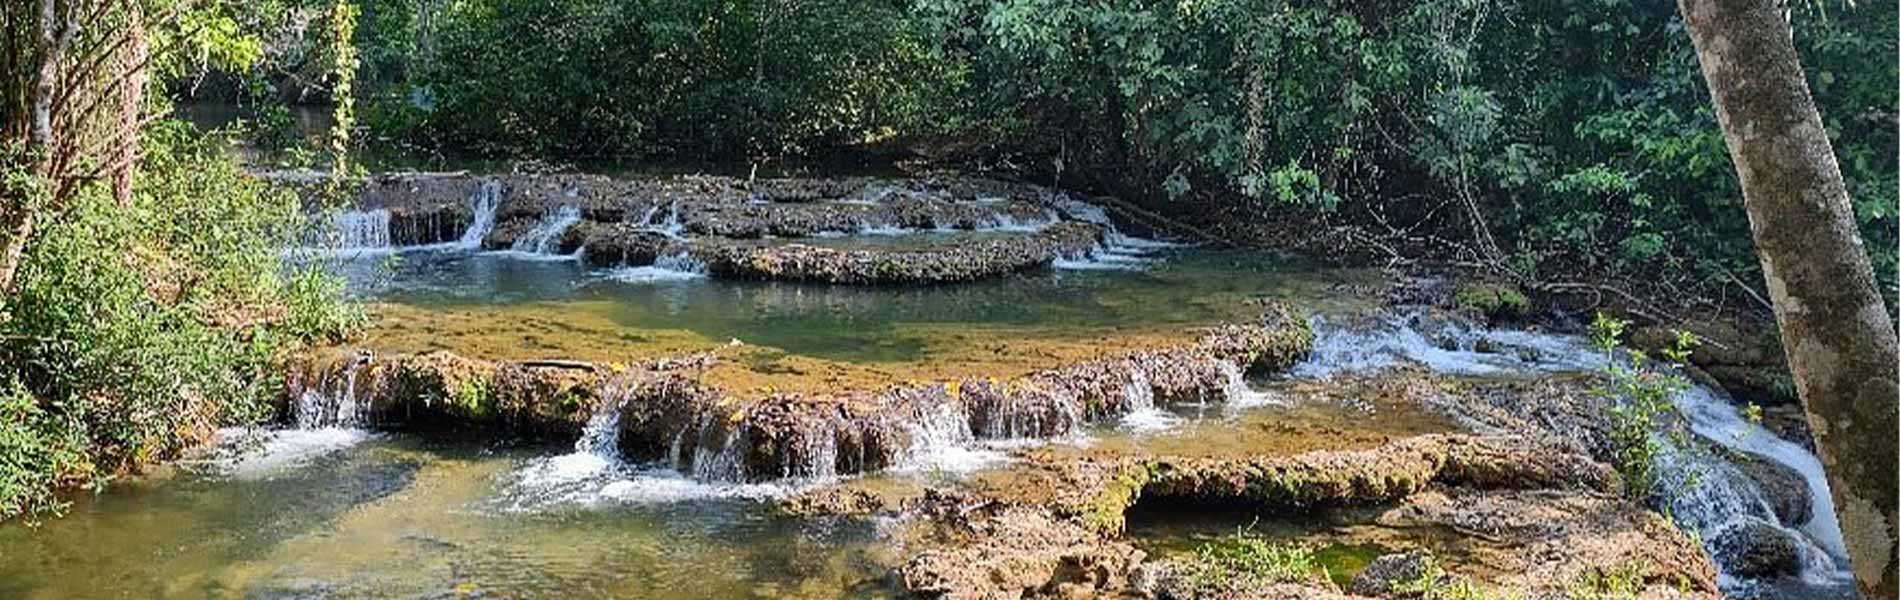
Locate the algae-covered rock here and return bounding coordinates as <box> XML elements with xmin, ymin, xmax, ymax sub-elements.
<box><xmin>901</xmin><ymin>492</ymin><xmax>1147</xmax><ymax>600</ymax></box>
<box><xmin>1140</xmin><ymin>434</ymin><xmax>1612</xmax><ymax>510</ymax></box>
<box><xmin>692</xmin><ymin>222</ymin><xmax>1103</xmax><ymax>284</ymax></box>
<box><xmin>1452</xmin><ymin>282</ymin><xmax>1529</xmax><ymax>322</ymax></box>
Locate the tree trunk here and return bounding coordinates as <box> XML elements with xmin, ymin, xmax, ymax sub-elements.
<box><xmin>1677</xmin><ymin>0</ymin><xmax>1900</xmax><ymax>597</ymax></box>
<box><xmin>111</xmin><ymin>5</ymin><xmax>149</xmax><ymax>207</ymax></box>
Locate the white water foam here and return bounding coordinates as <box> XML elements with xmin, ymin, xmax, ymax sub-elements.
<box><xmin>1118</xmin><ymin>408</ymin><xmax>1183</xmax><ymax>433</ymax></box>
<box><xmin>1291</xmin><ymin>312</ymin><xmax>1602</xmax><ymax>379</ymax></box>
<box><xmin>206</xmin><ymin>427</ymin><xmax>374</xmax><ymax>479</ymax></box>
<box><xmin>595</xmin><ymin>252</ymin><xmax>707</xmax><ymax>283</ymax></box>
<box><xmin>510</xmin><ymin>205</ymin><xmax>582</xmax><ymax>255</ymax></box>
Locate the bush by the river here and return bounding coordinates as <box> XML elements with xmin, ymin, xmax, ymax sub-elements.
<box><xmin>0</xmin><ymin>122</ymin><xmax>363</xmax><ymax>523</ymax></box>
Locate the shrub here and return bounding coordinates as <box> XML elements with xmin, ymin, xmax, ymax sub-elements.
<box><xmin>0</xmin><ymin>121</ymin><xmax>360</xmax><ymax>522</ymax></box>
<box><xmin>1588</xmin><ymin>313</ymin><xmax>1697</xmax><ymax>502</ymax></box>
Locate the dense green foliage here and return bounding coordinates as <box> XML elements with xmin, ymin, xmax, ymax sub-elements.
<box><xmin>372</xmin><ymin>0</ymin><xmax>953</xmax><ymax>159</ymax></box>
<box><xmin>0</xmin><ymin>124</ymin><xmax>362</xmax><ymax>522</ymax></box>
<box><xmin>279</xmin><ymin>0</ymin><xmax>1893</xmax><ymax>306</ymax></box>
<box><xmin>916</xmin><ymin>0</ymin><xmax>1895</xmax><ymax>298</ymax></box>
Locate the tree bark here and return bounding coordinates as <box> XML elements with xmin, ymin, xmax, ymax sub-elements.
<box><xmin>1677</xmin><ymin>0</ymin><xmax>1900</xmax><ymax>597</ymax></box>
<box><xmin>111</xmin><ymin>4</ymin><xmax>148</xmax><ymax>207</ymax></box>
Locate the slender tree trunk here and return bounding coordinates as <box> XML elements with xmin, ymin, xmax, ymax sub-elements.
<box><xmin>2</xmin><ymin>0</ymin><xmax>67</xmax><ymax>297</ymax></box>
<box><xmin>1677</xmin><ymin>0</ymin><xmax>1900</xmax><ymax>596</ymax></box>
<box><xmin>111</xmin><ymin>5</ymin><xmax>148</xmax><ymax>207</ymax></box>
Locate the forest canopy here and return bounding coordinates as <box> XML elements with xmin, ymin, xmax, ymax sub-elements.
<box><xmin>213</xmin><ymin>0</ymin><xmax>1897</xmax><ymax>308</ymax></box>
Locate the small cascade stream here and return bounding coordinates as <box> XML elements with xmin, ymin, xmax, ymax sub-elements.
<box><xmin>328</xmin><ymin>209</ymin><xmax>393</xmax><ymax>251</ymax></box>
<box><xmin>1050</xmin><ymin>196</ymin><xmax>1179</xmax><ymax>269</ymax></box>
<box><xmin>506</xmin><ymin>204</ymin><xmax>583</xmax><ymax>257</ymax></box>
<box><xmin>1294</xmin><ymin>312</ymin><xmax>1856</xmax><ymax>596</ymax></box>
<box><xmin>456</xmin><ymin>180</ymin><xmax>501</xmax><ymax>249</ymax></box>
<box><xmin>293</xmin><ymin>354</ymin><xmax>373</xmax><ymax>429</ymax></box>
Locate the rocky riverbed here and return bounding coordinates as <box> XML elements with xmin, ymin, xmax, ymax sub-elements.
<box><xmin>1</xmin><ymin>173</ymin><xmax>1835</xmax><ymax>599</ymax></box>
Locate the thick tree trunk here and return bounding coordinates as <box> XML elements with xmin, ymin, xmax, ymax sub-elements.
<box><xmin>1677</xmin><ymin>0</ymin><xmax>1900</xmax><ymax>596</ymax></box>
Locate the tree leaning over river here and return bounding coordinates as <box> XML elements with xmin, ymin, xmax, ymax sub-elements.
<box><xmin>1678</xmin><ymin>0</ymin><xmax>1900</xmax><ymax>595</ymax></box>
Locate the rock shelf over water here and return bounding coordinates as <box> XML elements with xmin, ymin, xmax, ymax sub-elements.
<box><xmin>880</xmin><ymin>434</ymin><xmax>1718</xmax><ymax>600</ymax></box>
<box><xmin>288</xmin><ymin>304</ymin><xmax>1313</xmax><ymax>482</ymax></box>
<box><xmin>300</xmin><ymin>173</ymin><xmax>1156</xmax><ymax>283</ymax></box>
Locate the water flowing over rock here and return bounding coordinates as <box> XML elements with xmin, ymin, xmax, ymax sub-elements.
<box><xmin>282</xmin><ymin>305</ymin><xmax>1311</xmax><ymax>484</ymax></box>
<box><xmin>508</xmin><ymin>204</ymin><xmax>582</xmax><ymax>255</ymax></box>
<box><xmin>324</xmin><ymin>209</ymin><xmax>392</xmax><ymax>251</ymax></box>
<box><xmin>297</xmin><ymin>173</ymin><xmax>1181</xmax><ymax>284</ymax></box>
<box><xmin>288</xmin><ymin>351</ymin><xmax>375</xmax><ymax>428</ymax></box>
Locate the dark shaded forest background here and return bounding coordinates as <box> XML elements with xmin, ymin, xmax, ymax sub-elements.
<box><xmin>212</xmin><ymin>0</ymin><xmax>1896</xmax><ymax>308</ymax></box>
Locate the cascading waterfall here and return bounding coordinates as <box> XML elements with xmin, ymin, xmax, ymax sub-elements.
<box><xmin>1292</xmin><ymin>312</ymin><xmax>1602</xmax><ymax>379</ymax></box>
<box><xmin>1662</xmin><ymin>385</ymin><xmax>1853</xmax><ymax>589</ymax></box>
<box><xmin>1117</xmin><ymin>369</ymin><xmax>1180</xmax><ymax>432</ymax></box>
<box><xmin>327</xmin><ymin>209</ymin><xmax>392</xmax><ymax>251</ymax></box>
<box><xmin>786</xmin><ymin>420</ymin><xmax>840</xmax><ymax>480</ymax></box>
<box><xmin>510</xmin><ymin>204</ymin><xmax>583</xmax><ymax>255</ymax></box>
<box><xmin>1292</xmin><ymin>312</ymin><xmax>1854</xmax><ymax>593</ymax></box>
<box><xmin>1049</xmin><ymin>195</ymin><xmax>1174</xmax><ymax>270</ymax></box>
<box><xmin>685</xmin><ymin>412</ymin><xmax>749</xmax><ymax>482</ymax></box>
<box><xmin>456</xmin><ymin>180</ymin><xmax>501</xmax><ymax>249</ymax></box>
<box><xmin>574</xmin><ymin>397</ymin><xmax>625</xmax><ymax>460</ymax></box>
<box><xmin>293</xmin><ymin>354</ymin><xmax>372</xmax><ymax>429</ymax></box>
<box><xmin>632</xmin><ymin>200</ymin><xmax>685</xmax><ymax>238</ymax></box>
<box><xmin>1217</xmin><ymin>362</ymin><xmax>1276</xmax><ymax>408</ymax></box>
<box><xmin>897</xmin><ymin>400</ymin><xmax>998</xmax><ymax>473</ymax></box>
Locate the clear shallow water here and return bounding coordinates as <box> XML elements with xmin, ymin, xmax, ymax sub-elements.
<box><xmin>12</xmin><ymin>235</ymin><xmax>1854</xmax><ymax>599</ymax></box>
<box><xmin>337</xmin><ymin>246</ymin><xmax>1379</xmax><ymax>365</ymax></box>
<box><xmin>0</xmin><ymin>434</ymin><xmax>896</xmax><ymax>599</ymax></box>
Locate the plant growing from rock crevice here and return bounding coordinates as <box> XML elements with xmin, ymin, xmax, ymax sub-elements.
<box><xmin>1589</xmin><ymin>313</ymin><xmax>1699</xmax><ymax>502</ymax></box>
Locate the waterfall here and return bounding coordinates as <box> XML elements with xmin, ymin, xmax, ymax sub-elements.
<box><xmin>785</xmin><ymin>420</ymin><xmax>839</xmax><ymax>480</ymax></box>
<box><xmin>574</xmin><ymin>396</ymin><xmax>624</xmax><ymax>460</ymax></box>
<box><xmin>1662</xmin><ymin>385</ymin><xmax>1853</xmax><ymax>588</ymax></box>
<box><xmin>511</xmin><ymin>205</ymin><xmax>582</xmax><ymax>255</ymax></box>
<box><xmin>456</xmin><ymin>180</ymin><xmax>501</xmax><ymax>249</ymax></box>
<box><xmin>329</xmin><ymin>209</ymin><xmax>392</xmax><ymax>251</ymax></box>
<box><xmin>1218</xmin><ymin>362</ymin><xmax>1278</xmax><ymax>408</ymax></box>
<box><xmin>633</xmin><ymin>203</ymin><xmax>664</xmax><ymax>228</ymax></box>
<box><xmin>896</xmin><ymin>396</ymin><xmax>1007</xmax><ymax>474</ymax></box>
<box><xmin>633</xmin><ymin>200</ymin><xmax>684</xmax><ymax>238</ymax></box>
<box><xmin>1290</xmin><ymin>312</ymin><xmax>1853</xmax><ymax>592</ymax></box>
<box><xmin>1049</xmin><ymin>195</ymin><xmax>1179</xmax><ymax>270</ymax></box>
<box><xmin>293</xmin><ymin>354</ymin><xmax>372</xmax><ymax>429</ymax></box>
<box><xmin>686</xmin><ymin>414</ymin><xmax>748</xmax><ymax>482</ymax></box>
<box><xmin>1291</xmin><ymin>312</ymin><xmax>1602</xmax><ymax>379</ymax></box>
<box><xmin>1118</xmin><ymin>369</ymin><xmax>1182</xmax><ymax>432</ymax></box>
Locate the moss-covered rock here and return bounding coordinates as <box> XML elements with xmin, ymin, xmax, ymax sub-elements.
<box><xmin>1452</xmin><ymin>282</ymin><xmax>1530</xmax><ymax>321</ymax></box>
<box><xmin>691</xmin><ymin>222</ymin><xmax>1103</xmax><ymax>284</ymax></box>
